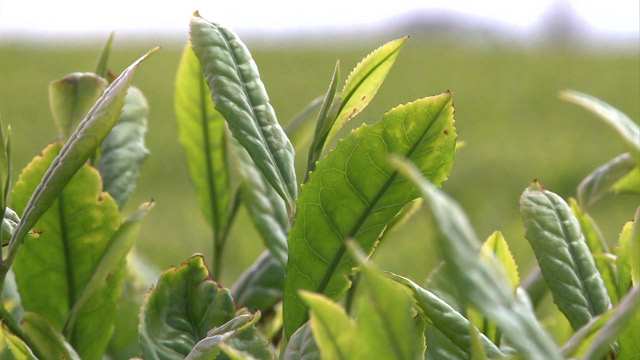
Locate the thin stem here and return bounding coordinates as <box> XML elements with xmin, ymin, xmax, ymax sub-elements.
<box><xmin>345</xmin><ymin>273</ymin><xmax>360</xmax><ymax>315</ymax></box>
<box><xmin>0</xmin><ymin>302</ymin><xmax>47</xmax><ymax>359</ymax></box>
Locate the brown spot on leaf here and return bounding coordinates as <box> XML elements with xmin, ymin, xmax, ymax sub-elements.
<box><xmin>361</xmin><ymin>95</ymin><xmax>366</xmax><ymax>100</ymax></box>
<box><xmin>443</xmin><ymin>130</ymin><xmax>448</xmax><ymax>135</ymax></box>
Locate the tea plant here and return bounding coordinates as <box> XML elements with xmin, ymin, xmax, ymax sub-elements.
<box><xmin>1</xmin><ymin>11</ymin><xmax>638</xmax><ymax>360</ymax></box>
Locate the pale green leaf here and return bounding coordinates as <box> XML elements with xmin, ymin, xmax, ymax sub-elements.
<box><xmin>632</xmin><ymin>207</ymin><xmax>640</xmax><ymax>286</ymax></box>
<box><xmin>49</xmin><ymin>72</ymin><xmax>108</xmax><ymax>140</ymax></box>
<box><xmin>1</xmin><ymin>208</ymin><xmax>19</xmax><ymax>246</ymax></box>
<box><xmin>9</xmin><ymin>48</ymin><xmax>156</xmax><ymax>250</ymax></box>
<box><xmin>521</xmin><ymin>181</ymin><xmax>612</xmax><ymax>330</ymax></box>
<box><xmin>99</xmin><ymin>86</ymin><xmax>150</xmax><ymax>208</ymax></box>
<box><xmin>95</xmin><ymin>31</ymin><xmax>115</xmax><ymax>78</ymax></box>
<box><xmin>577</xmin><ymin>153</ymin><xmax>637</xmax><ymax>208</ymax></box>
<box><xmin>613</xmin><ymin>166</ymin><xmax>640</xmax><ymax>195</ymax></box>
<box><xmin>326</xmin><ymin>37</ymin><xmax>408</xmax><ymax>144</ymax></box>
<box><xmin>20</xmin><ymin>312</ymin><xmax>80</xmax><ymax>360</ymax></box>
<box><xmin>300</xmin><ymin>291</ymin><xmax>358</xmax><ymax>360</ymax></box>
<box><xmin>232</xmin><ymin>141</ymin><xmax>289</xmax><ymax>266</ymax></box>
<box><xmin>617</xmin><ymin>221</ymin><xmax>634</xmax><ymax>297</ymax></box>
<box><xmin>12</xmin><ymin>143</ymin><xmax>122</xmax><ymax>359</ymax></box>
<box><xmin>391</xmin><ymin>157</ymin><xmax>561</xmax><ymax>360</ymax></box>
<box><xmin>190</xmin><ymin>14</ymin><xmax>297</xmax><ymax>212</ymax></box>
<box><xmin>284</xmin><ymin>93</ymin><xmax>456</xmax><ymax>338</ymax></box>
<box><xmin>618</xmin><ymin>297</ymin><xmax>640</xmax><ymax>359</ymax></box>
<box><xmin>231</xmin><ymin>251</ymin><xmax>285</xmax><ymax>312</ymax></box>
<box><xmin>470</xmin><ymin>323</ymin><xmax>489</xmax><ymax>360</ymax></box>
<box><xmin>424</xmin><ymin>324</ymin><xmax>467</xmax><ymax>360</ymax></box>
<box><xmin>570</xmin><ymin>198</ymin><xmax>619</xmax><ymax>304</ymax></box>
<box><xmin>285</xmin><ymin>96</ymin><xmax>323</xmax><ymax>150</ymax></box>
<box><xmin>0</xmin><ymin>326</ymin><xmax>37</xmax><ymax>360</ymax></box>
<box><xmin>175</xmin><ymin>43</ymin><xmax>235</xmax><ymax>247</ymax></box>
<box><xmin>560</xmin><ymin>90</ymin><xmax>640</xmax><ymax>153</ymax></box>
<box><xmin>481</xmin><ymin>231</ymin><xmax>519</xmax><ymax>291</ymax></box>
<box><xmin>283</xmin><ymin>323</ymin><xmax>320</xmax><ymax>360</ymax></box>
<box><xmin>138</xmin><ymin>255</ymin><xmax>236</xmax><ymax>360</ymax></box>
<box><xmin>389</xmin><ymin>273</ymin><xmax>504</xmax><ymax>358</ymax></box>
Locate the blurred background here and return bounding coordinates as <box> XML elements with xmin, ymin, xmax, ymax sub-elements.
<box><xmin>1</xmin><ymin>0</ymin><xmax>638</xmax><ymax>329</ymax></box>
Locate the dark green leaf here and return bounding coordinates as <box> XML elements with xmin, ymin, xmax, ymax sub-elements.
<box><xmin>283</xmin><ymin>323</ymin><xmax>320</xmax><ymax>360</ymax></box>
<box><xmin>190</xmin><ymin>14</ymin><xmax>297</xmax><ymax>212</ymax></box>
<box><xmin>231</xmin><ymin>251</ymin><xmax>285</xmax><ymax>312</ymax></box>
<box><xmin>99</xmin><ymin>86</ymin><xmax>150</xmax><ymax>208</ymax></box>
<box><xmin>175</xmin><ymin>44</ymin><xmax>236</xmax><ymax>244</ymax></box>
<box><xmin>521</xmin><ymin>182</ymin><xmax>612</xmax><ymax>330</ymax></box>
<box><xmin>391</xmin><ymin>158</ymin><xmax>561</xmax><ymax>360</ymax></box>
<box><xmin>12</xmin><ymin>143</ymin><xmax>122</xmax><ymax>359</ymax></box>
<box><xmin>389</xmin><ymin>273</ymin><xmax>504</xmax><ymax>358</ymax></box>
<box><xmin>48</xmin><ymin>73</ymin><xmax>108</xmax><ymax>140</ymax></box>
<box><xmin>284</xmin><ymin>93</ymin><xmax>456</xmax><ymax>338</ymax></box>
<box><xmin>139</xmin><ymin>255</ymin><xmax>236</xmax><ymax>359</ymax></box>
<box><xmin>577</xmin><ymin>153</ymin><xmax>636</xmax><ymax>208</ymax></box>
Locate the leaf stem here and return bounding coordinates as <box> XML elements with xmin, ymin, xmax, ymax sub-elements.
<box><xmin>344</xmin><ymin>273</ymin><xmax>360</xmax><ymax>315</ymax></box>
<box><xmin>0</xmin><ymin>302</ymin><xmax>47</xmax><ymax>359</ymax></box>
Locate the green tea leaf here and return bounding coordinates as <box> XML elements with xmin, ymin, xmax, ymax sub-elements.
<box><xmin>300</xmin><ymin>291</ymin><xmax>358</xmax><ymax>360</ymax></box>
<box><xmin>283</xmin><ymin>323</ymin><xmax>320</xmax><ymax>360</ymax></box>
<box><xmin>617</xmin><ymin>221</ymin><xmax>634</xmax><ymax>296</ymax></box>
<box><xmin>9</xmin><ymin>48</ymin><xmax>156</xmax><ymax>250</ymax></box>
<box><xmin>613</xmin><ymin>166</ymin><xmax>640</xmax><ymax>195</ymax></box>
<box><xmin>12</xmin><ymin>142</ymin><xmax>122</xmax><ymax>359</ymax></box>
<box><xmin>284</xmin><ymin>93</ymin><xmax>456</xmax><ymax>338</ymax></box>
<box><xmin>560</xmin><ymin>90</ymin><xmax>640</xmax><ymax>153</ymax></box>
<box><xmin>63</xmin><ymin>201</ymin><xmax>152</xmax><ymax>338</ymax></box>
<box><xmin>570</xmin><ymin>198</ymin><xmax>619</xmax><ymax>304</ymax></box>
<box><xmin>139</xmin><ymin>255</ymin><xmax>236</xmax><ymax>359</ymax></box>
<box><xmin>305</xmin><ymin>61</ymin><xmax>340</xmax><ymax>178</ymax></box>
<box><xmin>190</xmin><ymin>14</ymin><xmax>297</xmax><ymax>212</ymax></box>
<box><xmin>285</xmin><ymin>96</ymin><xmax>323</xmax><ymax>150</ymax></box>
<box><xmin>631</xmin><ymin>207</ymin><xmax>640</xmax><ymax>286</ymax></box>
<box><xmin>577</xmin><ymin>153</ymin><xmax>637</xmax><ymax>208</ymax></box>
<box><xmin>424</xmin><ymin>324</ymin><xmax>467</xmax><ymax>360</ymax></box>
<box><xmin>20</xmin><ymin>312</ymin><xmax>80</xmax><ymax>360</ymax></box>
<box><xmin>99</xmin><ymin>86</ymin><xmax>149</xmax><ymax>208</ymax></box>
<box><xmin>482</xmin><ymin>231</ymin><xmax>519</xmax><ymax>290</ymax></box>
<box><xmin>582</xmin><ymin>286</ymin><xmax>640</xmax><ymax>360</ymax></box>
<box><xmin>351</xmin><ymin>246</ymin><xmax>426</xmax><ymax>360</ymax></box>
<box><xmin>470</xmin><ymin>323</ymin><xmax>488</xmax><ymax>360</ymax></box>
<box><xmin>391</xmin><ymin>158</ymin><xmax>561</xmax><ymax>360</ymax></box>
<box><xmin>49</xmin><ymin>72</ymin><xmax>108</xmax><ymax>140</ymax></box>
<box><xmin>388</xmin><ymin>273</ymin><xmax>504</xmax><ymax>358</ymax></box>
<box><xmin>232</xmin><ymin>141</ymin><xmax>289</xmax><ymax>266</ymax></box>
<box><xmin>326</xmin><ymin>37</ymin><xmax>408</xmax><ymax>144</ymax></box>
<box><xmin>231</xmin><ymin>251</ymin><xmax>285</xmax><ymax>312</ymax></box>
<box><xmin>1</xmin><ymin>208</ymin><xmax>19</xmax><ymax>246</ymax></box>
<box><xmin>0</xmin><ymin>326</ymin><xmax>37</xmax><ymax>360</ymax></box>
<box><xmin>618</xmin><ymin>297</ymin><xmax>640</xmax><ymax>359</ymax></box>
<box><xmin>175</xmin><ymin>44</ymin><xmax>236</xmax><ymax>247</ymax></box>
<box><xmin>95</xmin><ymin>31</ymin><xmax>114</xmax><ymax>78</ymax></box>
<box><xmin>521</xmin><ymin>181</ymin><xmax>612</xmax><ymax>330</ymax></box>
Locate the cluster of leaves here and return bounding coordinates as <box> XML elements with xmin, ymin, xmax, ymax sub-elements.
<box><xmin>1</xmin><ymin>11</ymin><xmax>638</xmax><ymax>360</ymax></box>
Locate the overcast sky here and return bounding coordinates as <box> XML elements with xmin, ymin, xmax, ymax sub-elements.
<box><xmin>1</xmin><ymin>0</ymin><xmax>638</xmax><ymax>38</ymax></box>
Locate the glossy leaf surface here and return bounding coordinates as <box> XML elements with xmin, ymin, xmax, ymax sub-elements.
<box><xmin>49</xmin><ymin>72</ymin><xmax>107</xmax><ymax>140</ymax></box>
<box><xmin>326</xmin><ymin>37</ymin><xmax>408</xmax><ymax>143</ymax></box>
<box><xmin>284</xmin><ymin>93</ymin><xmax>456</xmax><ymax>338</ymax></box>
<box><xmin>190</xmin><ymin>14</ymin><xmax>297</xmax><ymax>211</ymax></box>
<box><xmin>175</xmin><ymin>44</ymin><xmax>234</xmax><ymax>242</ymax></box>
<box><xmin>12</xmin><ymin>143</ymin><xmax>121</xmax><ymax>359</ymax></box>
<box><xmin>99</xmin><ymin>86</ymin><xmax>149</xmax><ymax>208</ymax></box>
<box><xmin>392</xmin><ymin>158</ymin><xmax>561</xmax><ymax>360</ymax></box>
<box><xmin>231</xmin><ymin>251</ymin><xmax>285</xmax><ymax>312</ymax></box>
<box><xmin>521</xmin><ymin>182</ymin><xmax>611</xmax><ymax>330</ymax></box>
<box><xmin>139</xmin><ymin>255</ymin><xmax>236</xmax><ymax>359</ymax></box>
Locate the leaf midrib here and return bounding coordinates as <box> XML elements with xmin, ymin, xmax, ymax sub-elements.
<box><xmin>315</xmin><ymin>98</ymin><xmax>449</xmax><ymax>296</ymax></box>
<box><xmin>213</xmin><ymin>24</ymin><xmax>292</xmax><ymax>206</ymax></box>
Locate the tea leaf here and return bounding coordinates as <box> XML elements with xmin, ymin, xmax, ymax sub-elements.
<box><xmin>469</xmin><ymin>323</ymin><xmax>488</xmax><ymax>360</ymax></box>
<box><xmin>631</xmin><ymin>207</ymin><xmax>640</xmax><ymax>286</ymax></box>
<box><xmin>617</xmin><ymin>221</ymin><xmax>634</xmax><ymax>296</ymax></box>
<box><xmin>424</xmin><ymin>324</ymin><xmax>467</xmax><ymax>360</ymax></box>
<box><xmin>99</xmin><ymin>86</ymin><xmax>149</xmax><ymax>208</ymax></box>
<box><xmin>12</xmin><ymin>143</ymin><xmax>122</xmax><ymax>359</ymax></box>
<box><xmin>560</xmin><ymin>90</ymin><xmax>640</xmax><ymax>154</ymax></box>
<box><xmin>613</xmin><ymin>167</ymin><xmax>640</xmax><ymax>195</ymax></box>
<box><xmin>20</xmin><ymin>312</ymin><xmax>80</xmax><ymax>360</ymax></box>
<box><xmin>389</xmin><ymin>273</ymin><xmax>503</xmax><ymax>358</ymax></box>
<box><xmin>283</xmin><ymin>323</ymin><xmax>320</xmax><ymax>360</ymax></box>
<box><xmin>0</xmin><ymin>327</ymin><xmax>37</xmax><ymax>360</ymax></box>
<box><xmin>175</xmin><ymin>44</ymin><xmax>236</xmax><ymax>249</ymax></box>
<box><xmin>49</xmin><ymin>73</ymin><xmax>108</xmax><ymax>140</ymax></box>
<box><xmin>94</xmin><ymin>32</ymin><xmax>115</xmax><ymax>78</ymax></box>
<box><xmin>190</xmin><ymin>14</ymin><xmax>297</xmax><ymax>212</ymax></box>
<box><xmin>285</xmin><ymin>96</ymin><xmax>324</xmax><ymax>150</ymax></box>
<box><xmin>231</xmin><ymin>251</ymin><xmax>285</xmax><ymax>312</ymax></box>
<box><xmin>577</xmin><ymin>153</ymin><xmax>636</xmax><ymax>208</ymax></box>
<box><xmin>521</xmin><ymin>182</ymin><xmax>612</xmax><ymax>330</ymax></box>
<box><xmin>284</xmin><ymin>93</ymin><xmax>456</xmax><ymax>338</ymax></box>
<box><xmin>138</xmin><ymin>255</ymin><xmax>236</xmax><ymax>359</ymax></box>
<box><xmin>392</xmin><ymin>158</ymin><xmax>561</xmax><ymax>360</ymax></box>
<box><xmin>326</xmin><ymin>37</ymin><xmax>408</xmax><ymax>144</ymax></box>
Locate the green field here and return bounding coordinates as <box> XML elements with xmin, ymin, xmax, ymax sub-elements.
<box><xmin>1</xmin><ymin>34</ymin><xmax>638</xmax><ymax>295</ymax></box>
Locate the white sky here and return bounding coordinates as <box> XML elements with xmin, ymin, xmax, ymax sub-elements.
<box><xmin>0</xmin><ymin>0</ymin><xmax>638</xmax><ymax>37</ymax></box>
